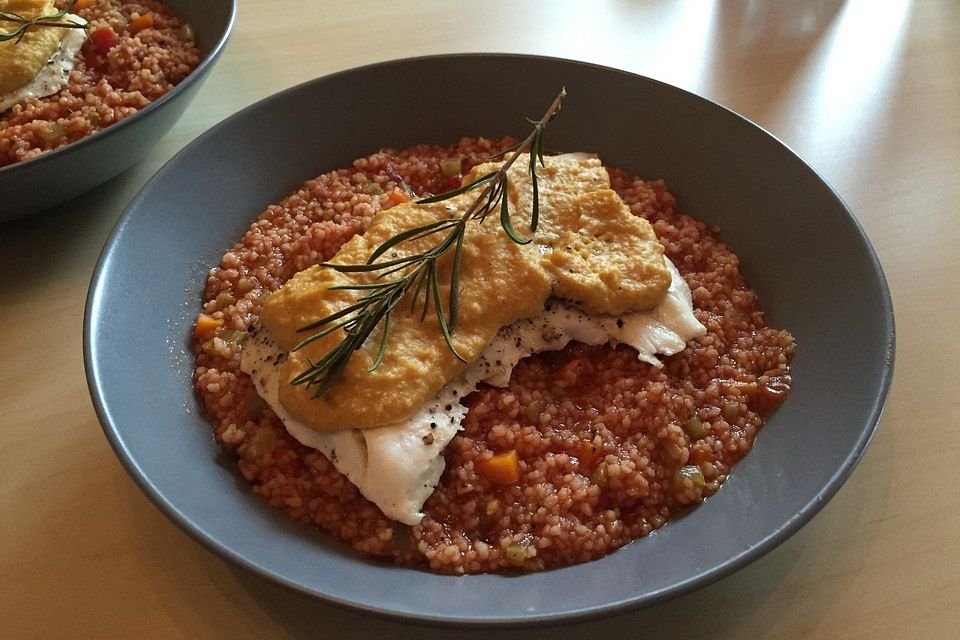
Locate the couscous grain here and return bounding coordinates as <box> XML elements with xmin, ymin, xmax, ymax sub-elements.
<box><xmin>193</xmin><ymin>137</ymin><xmax>795</xmax><ymax>574</ymax></box>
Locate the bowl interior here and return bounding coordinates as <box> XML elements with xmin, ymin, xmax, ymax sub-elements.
<box><xmin>85</xmin><ymin>54</ymin><xmax>894</xmax><ymax>626</ymax></box>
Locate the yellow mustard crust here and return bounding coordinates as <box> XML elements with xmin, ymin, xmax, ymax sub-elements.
<box><xmin>465</xmin><ymin>154</ymin><xmax>671</xmax><ymax>314</ymax></box>
<box><xmin>542</xmin><ymin>189</ymin><xmax>670</xmax><ymax>315</ymax></box>
<box><xmin>261</xmin><ymin>198</ymin><xmax>553</xmax><ymax>431</ymax></box>
<box><xmin>262</xmin><ymin>153</ymin><xmax>671</xmax><ymax>431</ymax></box>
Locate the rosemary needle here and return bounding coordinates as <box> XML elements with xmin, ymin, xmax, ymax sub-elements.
<box><xmin>0</xmin><ymin>2</ymin><xmax>88</xmax><ymax>44</ymax></box>
<box><xmin>290</xmin><ymin>88</ymin><xmax>567</xmax><ymax>398</ymax></box>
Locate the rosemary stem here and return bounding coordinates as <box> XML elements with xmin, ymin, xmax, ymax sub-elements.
<box><xmin>289</xmin><ymin>89</ymin><xmax>567</xmax><ymax>397</ymax></box>
<box><xmin>0</xmin><ymin>19</ymin><xmax>88</xmax><ymax>29</ymax></box>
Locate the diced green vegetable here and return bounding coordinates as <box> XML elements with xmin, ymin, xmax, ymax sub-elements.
<box><xmin>722</xmin><ymin>402</ymin><xmax>740</xmax><ymax>421</ymax></box>
<box><xmin>214</xmin><ymin>292</ymin><xmax>236</xmax><ymax>310</ymax></box>
<box><xmin>220</xmin><ymin>329</ymin><xmax>246</xmax><ymax>344</ymax></box>
<box><xmin>512</xmin><ymin>502</ymin><xmax>529</xmax><ymax>517</ymax></box>
<box><xmin>684</xmin><ymin>417</ymin><xmax>708</xmax><ymax>440</ymax></box>
<box><xmin>200</xmin><ymin>337</ymin><xmax>226</xmax><ymax>357</ymax></box>
<box><xmin>243</xmin><ymin>428</ymin><xmax>276</xmax><ymax>460</ymax></box>
<box><xmin>440</xmin><ymin>156</ymin><xmax>462</xmax><ymax>177</ymax></box>
<box><xmin>37</xmin><ymin>122</ymin><xmax>65</xmax><ymax>143</ymax></box>
<box><xmin>591</xmin><ymin>461</ymin><xmax>609</xmax><ymax>488</ymax></box>
<box><xmin>505</xmin><ymin>539</ymin><xmax>530</xmax><ymax>567</ymax></box>
<box><xmin>675</xmin><ymin>465</ymin><xmax>705</xmax><ymax>489</ymax></box>
<box><xmin>525</xmin><ymin>399</ymin><xmax>546</xmax><ymax>422</ymax></box>
<box><xmin>362</xmin><ymin>182</ymin><xmax>384</xmax><ymax>196</ymax></box>
<box><xmin>479</xmin><ymin>499</ymin><xmax>501</xmax><ymax>533</ymax></box>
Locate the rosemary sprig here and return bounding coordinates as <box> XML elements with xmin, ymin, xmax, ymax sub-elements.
<box><xmin>0</xmin><ymin>2</ymin><xmax>87</xmax><ymax>44</ymax></box>
<box><xmin>289</xmin><ymin>88</ymin><xmax>567</xmax><ymax>397</ymax></box>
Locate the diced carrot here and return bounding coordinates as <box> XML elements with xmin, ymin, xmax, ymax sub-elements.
<box><xmin>475</xmin><ymin>450</ymin><xmax>520</xmax><ymax>485</ymax></box>
<box><xmin>387</xmin><ymin>189</ymin><xmax>409</xmax><ymax>206</ymax></box>
<box><xmin>753</xmin><ymin>377</ymin><xmax>791</xmax><ymax>416</ymax></box>
<box><xmin>129</xmin><ymin>12</ymin><xmax>154</xmax><ymax>33</ymax></box>
<box><xmin>578</xmin><ymin>439</ymin><xmax>601</xmax><ymax>471</ymax></box>
<box><xmin>89</xmin><ymin>26</ymin><xmax>118</xmax><ymax>53</ymax></box>
<box><xmin>688</xmin><ymin>447</ymin><xmax>714</xmax><ymax>466</ymax></box>
<box><xmin>74</xmin><ymin>0</ymin><xmax>94</xmax><ymax>10</ymax></box>
<box><xmin>194</xmin><ymin>313</ymin><xmax>223</xmax><ymax>337</ymax></box>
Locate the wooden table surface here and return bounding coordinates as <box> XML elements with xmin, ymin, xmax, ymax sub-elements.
<box><xmin>2</xmin><ymin>0</ymin><xmax>958</xmax><ymax>637</ymax></box>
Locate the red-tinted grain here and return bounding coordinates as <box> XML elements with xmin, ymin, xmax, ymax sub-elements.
<box><xmin>0</xmin><ymin>1</ymin><xmax>200</xmax><ymax>167</ymax></box>
<box><xmin>193</xmin><ymin>138</ymin><xmax>796</xmax><ymax>574</ymax></box>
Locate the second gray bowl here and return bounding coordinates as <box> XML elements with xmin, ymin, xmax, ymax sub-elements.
<box><xmin>0</xmin><ymin>0</ymin><xmax>235</xmax><ymax>222</ymax></box>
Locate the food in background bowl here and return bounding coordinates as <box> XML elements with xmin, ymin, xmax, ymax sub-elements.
<box><xmin>0</xmin><ymin>0</ymin><xmax>232</xmax><ymax>222</ymax></box>
<box><xmin>0</xmin><ymin>0</ymin><xmax>200</xmax><ymax>168</ymax></box>
<box><xmin>191</xmin><ymin>98</ymin><xmax>796</xmax><ymax>574</ymax></box>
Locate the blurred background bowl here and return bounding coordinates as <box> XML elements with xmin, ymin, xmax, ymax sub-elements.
<box><xmin>0</xmin><ymin>0</ymin><xmax>236</xmax><ymax>222</ymax></box>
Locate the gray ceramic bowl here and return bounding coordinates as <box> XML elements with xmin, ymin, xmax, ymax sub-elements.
<box><xmin>85</xmin><ymin>54</ymin><xmax>894</xmax><ymax>626</ymax></box>
<box><xmin>0</xmin><ymin>0</ymin><xmax>235</xmax><ymax>222</ymax></box>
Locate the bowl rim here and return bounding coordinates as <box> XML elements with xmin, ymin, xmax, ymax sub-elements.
<box><xmin>0</xmin><ymin>0</ymin><xmax>237</xmax><ymax>178</ymax></box>
<box><xmin>84</xmin><ymin>52</ymin><xmax>896</xmax><ymax>627</ymax></box>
